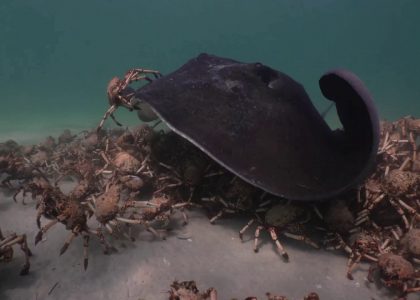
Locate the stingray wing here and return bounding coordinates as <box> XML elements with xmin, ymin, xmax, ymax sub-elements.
<box><xmin>135</xmin><ymin>53</ymin><xmax>379</xmax><ymax>200</ymax></box>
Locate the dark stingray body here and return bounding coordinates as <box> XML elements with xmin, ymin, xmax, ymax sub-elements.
<box><xmin>134</xmin><ymin>53</ymin><xmax>380</xmax><ymax>200</ymax></box>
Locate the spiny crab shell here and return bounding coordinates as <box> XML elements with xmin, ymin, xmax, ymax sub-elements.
<box><xmin>401</xmin><ymin>229</ymin><xmax>420</xmax><ymax>259</ymax></box>
<box><xmin>142</xmin><ymin>195</ymin><xmax>171</xmax><ymax>216</ymax></box>
<box><xmin>113</xmin><ymin>152</ymin><xmax>141</xmax><ymax>174</ymax></box>
<box><xmin>94</xmin><ymin>184</ymin><xmax>122</xmax><ymax>224</ymax></box>
<box><xmin>382</xmin><ymin>169</ymin><xmax>419</xmax><ymax>196</ymax></box>
<box><xmin>323</xmin><ymin>199</ymin><xmax>355</xmax><ymax>235</ymax></box>
<box><xmin>181</xmin><ymin>160</ymin><xmax>208</xmax><ymax>187</ymax></box>
<box><xmin>60</xmin><ymin>200</ymin><xmax>88</xmax><ymax>231</ymax></box>
<box><xmin>265</xmin><ymin>203</ymin><xmax>305</xmax><ymax>227</ymax></box>
<box><xmin>119</xmin><ymin>175</ymin><xmax>144</xmax><ymax>191</ymax></box>
<box><xmin>377</xmin><ymin>253</ymin><xmax>415</xmax><ymax>281</ymax></box>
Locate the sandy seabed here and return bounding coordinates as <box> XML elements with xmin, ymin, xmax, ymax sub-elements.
<box><xmin>0</xmin><ymin>181</ymin><xmax>409</xmax><ymax>300</ymax></box>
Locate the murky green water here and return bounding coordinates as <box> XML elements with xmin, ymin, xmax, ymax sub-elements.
<box><xmin>1</xmin><ymin>0</ymin><xmax>419</xmax><ymax>142</ymax></box>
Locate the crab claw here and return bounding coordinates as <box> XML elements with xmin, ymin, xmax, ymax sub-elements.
<box><xmin>19</xmin><ymin>263</ymin><xmax>30</xmax><ymax>276</ymax></box>
<box><xmin>59</xmin><ymin>243</ymin><xmax>69</xmax><ymax>256</ymax></box>
<box><xmin>34</xmin><ymin>231</ymin><xmax>43</xmax><ymax>245</ymax></box>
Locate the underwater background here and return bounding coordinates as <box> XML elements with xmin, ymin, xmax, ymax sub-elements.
<box><xmin>0</xmin><ymin>0</ymin><xmax>419</xmax><ymax>143</ymax></box>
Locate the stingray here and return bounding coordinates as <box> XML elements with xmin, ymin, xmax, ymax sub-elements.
<box><xmin>132</xmin><ymin>53</ymin><xmax>380</xmax><ymax>201</ymax></box>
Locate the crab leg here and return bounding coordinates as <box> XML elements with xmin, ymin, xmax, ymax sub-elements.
<box><xmin>399</xmin><ymin>157</ymin><xmax>411</xmax><ymax>171</ymax></box>
<box><xmin>96</xmin><ymin>151</ymin><xmax>112</xmax><ymax>175</ymax></box>
<box><xmin>158</xmin><ymin>162</ymin><xmax>182</xmax><ymax>179</ymax></box>
<box><xmin>173</xmin><ymin>202</ymin><xmax>198</xmax><ymax>225</ymax></box>
<box><xmin>409</xmin><ymin>131</ymin><xmax>417</xmax><ymax>162</ymax></box>
<box><xmin>398</xmin><ymin>199</ymin><xmax>418</xmax><ymax>215</ymax></box>
<box><xmin>367</xmin><ymin>263</ymin><xmax>378</xmax><ymax>282</ymax></box>
<box><xmin>97</xmin><ymin>104</ymin><xmax>117</xmax><ymax>132</ymax></box>
<box><xmin>89</xmin><ymin>229</ymin><xmax>116</xmax><ymax>254</ymax></box>
<box><xmin>18</xmin><ymin>234</ymin><xmax>31</xmax><ymax>275</ymax></box>
<box><xmin>388</xmin><ymin>198</ymin><xmax>410</xmax><ymax>229</ymax></box>
<box><xmin>366</xmin><ymin>193</ymin><xmax>385</xmax><ymax>210</ymax></box>
<box><xmin>132</xmin><ymin>68</ymin><xmax>162</xmax><ymax>77</ymax></box>
<box><xmin>35</xmin><ymin>204</ymin><xmax>45</xmax><ymax>229</ymax></box>
<box><xmin>268</xmin><ymin>228</ymin><xmax>289</xmax><ymax>260</ymax></box>
<box><xmin>0</xmin><ymin>233</ymin><xmax>18</xmax><ymax>247</ymax></box>
<box><xmin>390</xmin><ymin>228</ymin><xmax>401</xmax><ymax>241</ymax></box>
<box><xmin>283</xmin><ymin>232</ymin><xmax>319</xmax><ymax>249</ymax></box>
<box><xmin>406</xmin><ymin>286</ymin><xmax>420</xmax><ymax>293</ymax></box>
<box><xmin>209</xmin><ymin>210</ymin><xmax>224</xmax><ymax>224</ymax></box>
<box><xmin>1</xmin><ymin>234</ymin><xmax>31</xmax><ymax>275</ymax></box>
<box><xmin>179</xmin><ymin>208</ymin><xmax>189</xmax><ymax>225</ymax></box>
<box><xmin>123</xmin><ymin>200</ymin><xmax>155</xmax><ymax>209</ymax></box>
<box><xmin>151</xmin><ymin>119</ymin><xmax>162</xmax><ymax>129</ymax></box>
<box><xmin>60</xmin><ymin>228</ymin><xmax>79</xmax><ymax>255</ymax></box>
<box><xmin>380</xmin><ymin>238</ymin><xmax>391</xmax><ymax>251</ymax></box>
<box><xmin>324</xmin><ymin>233</ymin><xmax>352</xmax><ymax>253</ymax></box>
<box><xmin>362</xmin><ymin>254</ymin><xmax>378</xmax><ymax>262</ymax></box>
<box><xmin>128</xmin><ymin>75</ymin><xmax>153</xmax><ymax>84</ymax></box>
<box><xmin>125</xmin><ymin>224</ymin><xmax>135</xmax><ymax>242</ymax></box>
<box><xmin>108</xmin><ymin>220</ymin><xmax>118</xmax><ymax>227</ymax></box>
<box><xmin>83</xmin><ymin>235</ymin><xmax>90</xmax><ymax>270</ymax></box>
<box><xmin>12</xmin><ymin>187</ymin><xmax>23</xmax><ymax>204</ymax></box>
<box><xmin>114</xmin><ymin>217</ymin><xmax>140</xmax><ymax>224</ymax></box>
<box><xmin>1</xmin><ymin>177</ymin><xmax>13</xmax><ymax>189</ymax></box>
<box><xmin>346</xmin><ymin>252</ymin><xmax>362</xmax><ymax>280</ymax></box>
<box><xmin>253</xmin><ymin>226</ymin><xmax>263</xmax><ymax>252</ymax></box>
<box><xmin>143</xmin><ymin>222</ymin><xmax>161</xmax><ymax>240</ymax></box>
<box><xmin>153</xmin><ymin>181</ymin><xmax>183</xmax><ymax>195</ymax></box>
<box><xmin>115</xmin><ymin>222</ymin><xmax>135</xmax><ymax>242</ymax></box>
<box><xmin>87</xmin><ymin>201</ymin><xmax>96</xmax><ymax>213</ymax></box>
<box><xmin>354</xmin><ymin>215</ymin><xmax>370</xmax><ymax>226</ymax></box>
<box><xmin>104</xmin><ymin>223</ymin><xmax>114</xmax><ymax>235</ymax></box>
<box><xmin>1</xmin><ymin>236</ymin><xmax>25</xmax><ymax>249</ymax></box>
<box><xmin>312</xmin><ymin>205</ymin><xmax>323</xmax><ymax>219</ymax></box>
<box><xmin>109</xmin><ymin>113</ymin><xmax>122</xmax><ymax>127</ymax></box>
<box><xmin>35</xmin><ymin>219</ymin><xmax>58</xmax><ymax>244</ymax></box>
<box><xmin>239</xmin><ymin>219</ymin><xmax>255</xmax><ymax>240</ymax></box>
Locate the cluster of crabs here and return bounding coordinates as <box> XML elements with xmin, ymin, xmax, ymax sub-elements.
<box><xmin>0</xmin><ymin>124</ymin><xmax>225</xmax><ymax>270</ymax></box>
<box><xmin>168</xmin><ymin>280</ymin><xmax>320</xmax><ymax>300</ymax></box>
<box><xmin>1</xmin><ymin>117</ymin><xmax>418</xmax><ymax>299</ymax></box>
<box><xmin>165</xmin><ymin>116</ymin><xmax>420</xmax><ymax>299</ymax></box>
<box><xmin>0</xmin><ymin>119</ymin><xmax>319</xmax><ymax>266</ymax></box>
<box><xmin>0</xmin><ymin>67</ymin><xmax>419</xmax><ymax>300</ymax></box>
<box><xmin>320</xmin><ymin>116</ymin><xmax>420</xmax><ymax>299</ymax></box>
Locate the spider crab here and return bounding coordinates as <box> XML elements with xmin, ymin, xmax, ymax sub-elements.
<box><xmin>368</xmin><ymin>253</ymin><xmax>420</xmax><ymax>299</ymax></box>
<box><xmin>239</xmin><ymin>197</ymin><xmax>319</xmax><ymax>260</ymax></box>
<box><xmin>97</xmin><ymin>68</ymin><xmax>162</xmax><ymax>131</ymax></box>
<box><xmin>34</xmin><ymin>178</ymin><xmax>111</xmax><ymax>269</ymax></box>
<box><xmin>0</xmin><ymin>227</ymin><xmax>32</xmax><ymax>275</ymax></box>
<box><xmin>169</xmin><ymin>281</ymin><xmax>217</xmax><ymax>300</ymax></box>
